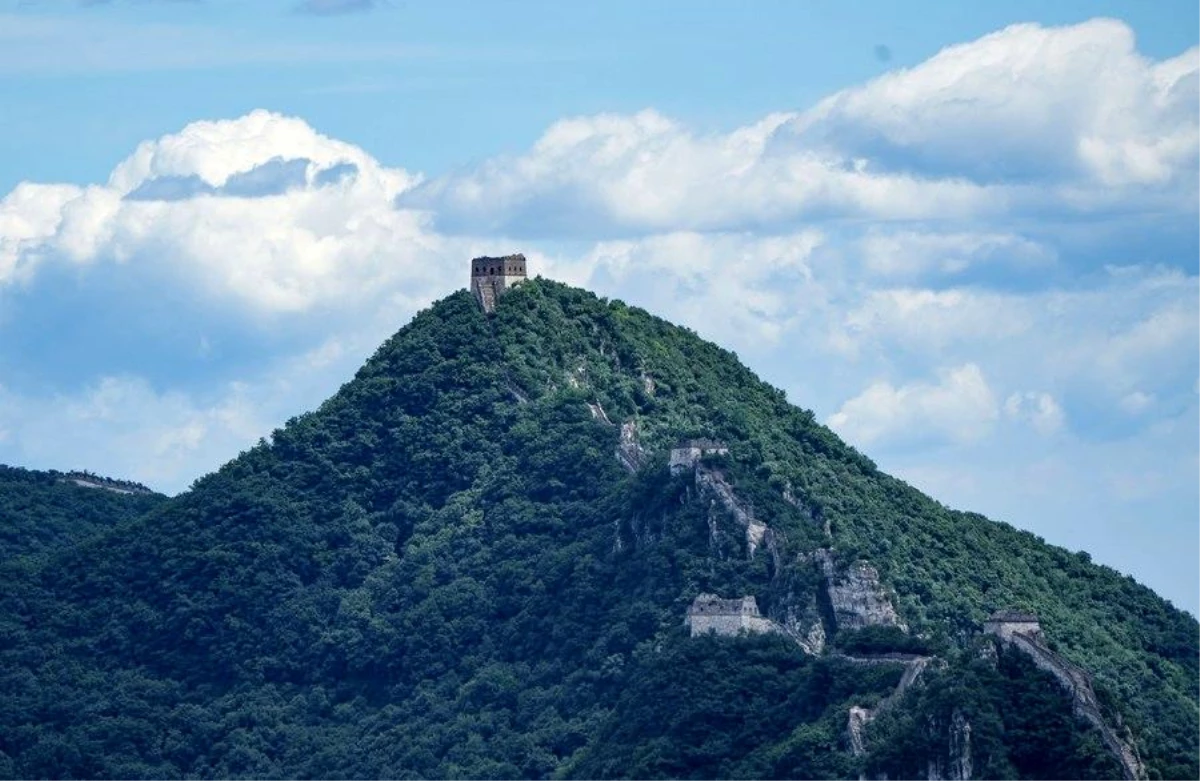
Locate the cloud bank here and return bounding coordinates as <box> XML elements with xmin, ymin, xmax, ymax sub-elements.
<box><xmin>401</xmin><ymin>20</ymin><xmax>1197</xmax><ymax>237</ymax></box>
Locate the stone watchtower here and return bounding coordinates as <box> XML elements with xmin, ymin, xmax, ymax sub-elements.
<box><xmin>471</xmin><ymin>253</ymin><xmax>527</xmax><ymax>313</ymax></box>
<box><xmin>983</xmin><ymin>609</ymin><xmax>1043</xmax><ymax>642</ymax></box>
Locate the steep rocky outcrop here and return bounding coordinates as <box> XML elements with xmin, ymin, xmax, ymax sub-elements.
<box><xmin>695</xmin><ymin>465</ymin><xmax>769</xmax><ymax>558</ymax></box>
<box><xmin>774</xmin><ymin>591</ymin><xmax>827</xmax><ymax>655</ymax></box>
<box><xmin>926</xmin><ymin>710</ymin><xmax>973</xmax><ymax>781</ymax></box>
<box><xmin>815</xmin><ymin>549</ymin><xmax>906</xmax><ymax>631</ymax></box>
<box><xmin>615</xmin><ymin>419</ymin><xmax>646</xmax><ymax>473</ymax></box>
<box><xmin>586</xmin><ymin>400</ymin><xmax>613</xmax><ymax>426</ymax></box>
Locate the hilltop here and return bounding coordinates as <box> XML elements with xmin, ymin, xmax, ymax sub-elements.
<box><xmin>0</xmin><ymin>465</ymin><xmax>165</xmax><ymax>563</ymax></box>
<box><xmin>0</xmin><ymin>279</ymin><xmax>1194</xmax><ymax>779</ymax></box>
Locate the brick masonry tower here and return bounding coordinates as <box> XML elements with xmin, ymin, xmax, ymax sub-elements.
<box><xmin>471</xmin><ymin>254</ymin><xmax>527</xmax><ymax>313</ymax></box>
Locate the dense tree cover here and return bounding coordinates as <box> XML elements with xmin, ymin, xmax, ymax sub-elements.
<box><xmin>867</xmin><ymin>643</ymin><xmax>1125</xmax><ymax>780</ymax></box>
<box><xmin>0</xmin><ymin>280</ymin><xmax>1194</xmax><ymax>779</ymax></box>
<box><xmin>0</xmin><ymin>465</ymin><xmax>164</xmax><ymax>562</ymax></box>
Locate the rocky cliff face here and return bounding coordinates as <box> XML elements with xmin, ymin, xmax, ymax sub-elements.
<box><xmin>695</xmin><ymin>465</ymin><xmax>771</xmax><ymax>559</ymax></box>
<box><xmin>615</xmin><ymin>418</ymin><xmax>645</xmax><ymax>473</ymax></box>
<box><xmin>923</xmin><ymin>709</ymin><xmax>973</xmax><ymax>781</ymax></box>
<box><xmin>814</xmin><ymin>549</ymin><xmax>907</xmax><ymax>632</ymax></box>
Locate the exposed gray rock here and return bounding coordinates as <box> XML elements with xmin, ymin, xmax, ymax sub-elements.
<box><xmin>844</xmin><ymin>657</ymin><xmax>926</xmax><ymax>777</ymax></box>
<box><xmin>774</xmin><ymin>591</ymin><xmax>827</xmax><ymax>655</ymax></box>
<box><xmin>815</xmin><ymin>549</ymin><xmax>907</xmax><ymax>631</ymax></box>
<box><xmin>615</xmin><ymin>419</ymin><xmax>645</xmax><ymax>473</ymax></box>
<box><xmin>695</xmin><ymin>465</ymin><xmax>767</xmax><ymax>559</ymax></box>
<box><xmin>585</xmin><ymin>401</ymin><xmax>612</xmax><ymax>426</ymax></box>
<box><xmin>640</xmin><ymin>371</ymin><xmax>656</xmax><ymax>395</ymax></box>
<box><xmin>847</xmin><ymin>705</ymin><xmax>872</xmax><ymax>758</ymax></box>
<box><xmin>781</xmin><ymin>480</ymin><xmax>831</xmax><ymax>538</ymax></box>
<box><xmin>926</xmin><ymin>710</ymin><xmax>973</xmax><ymax>780</ymax></box>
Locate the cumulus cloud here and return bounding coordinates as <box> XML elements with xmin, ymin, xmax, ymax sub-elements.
<box><xmin>827</xmin><ymin>364</ymin><xmax>1000</xmax><ymax>448</ymax></box>
<box><xmin>1004</xmin><ymin>391</ymin><xmax>1065</xmax><ymax>436</ymax></box>
<box><xmin>787</xmin><ymin>19</ymin><xmax>1198</xmax><ymax>188</ymax></box>
<box><xmin>401</xmin><ymin>108</ymin><xmax>995</xmax><ymax>236</ymax></box>
<box><xmin>857</xmin><ymin>229</ymin><xmax>1055</xmax><ymax>281</ymax></box>
<box><xmin>0</xmin><ymin>322</ymin><xmax>402</xmax><ymax>491</ymax></box>
<box><xmin>401</xmin><ymin>20</ymin><xmax>1197</xmax><ymax>238</ymax></box>
<box><xmin>0</xmin><ymin>376</ymin><xmax>263</xmax><ymax>489</ymax></box>
<box><xmin>0</xmin><ymin>110</ymin><xmax>447</xmax><ymax>313</ymax></box>
<box><xmin>544</xmin><ymin>230</ymin><xmax>825</xmax><ymax>348</ymax></box>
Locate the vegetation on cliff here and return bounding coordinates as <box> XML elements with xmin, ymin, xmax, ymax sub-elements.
<box><xmin>0</xmin><ymin>280</ymin><xmax>1194</xmax><ymax>779</ymax></box>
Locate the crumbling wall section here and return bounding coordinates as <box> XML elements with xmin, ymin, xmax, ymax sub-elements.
<box><xmin>1002</xmin><ymin>633</ymin><xmax>1146</xmax><ymax>780</ymax></box>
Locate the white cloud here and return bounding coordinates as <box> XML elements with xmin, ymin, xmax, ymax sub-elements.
<box><xmin>0</xmin><ymin>323</ymin><xmax>401</xmax><ymax>492</ymax></box>
<box><xmin>831</xmin><ymin>287</ymin><xmax>1034</xmax><ymax>358</ymax></box>
<box><xmin>1120</xmin><ymin>390</ymin><xmax>1156</xmax><ymax>414</ymax></box>
<box><xmin>402</xmin><ymin>108</ymin><xmax>996</xmax><ymax>236</ymax></box>
<box><xmin>544</xmin><ymin>230</ymin><xmax>825</xmax><ymax>347</ymax></box>
<box><xmin>0</xmin><ymin>376</ymin><xmax>263</xmax><ymax>489</ymax></box>
<box><xmin>1004</xmin><ymin>391</ymin><xmax>1065</xmax><ymax>436</ymax></box>
<box><xmin>402</xmin><ymin>20</ymin><xmax>1196</xmax><ymax>237</ymax></box>
<box><xmin>827</xmin><ymin>364</ymin><xmax>1000</xmax><ymax>448</ymax></box>
<box><xmin>788</xmin><ymin>19</ymin><xmax>1198</xmax><ymax>188</ymax></box>
<box><xmin>0</xmin><ymin>110</ymin><xmax>460</xmax><ymax>314</ymax></box>
<box><xmin>830</xmin><ymin>267</ymin><xmax>1197</xmax><ymax>400</ymax></box>
<box><xmin>0</xmin><ymin>183</ymin><xmax>82</xmax><ymax>283</ymax></box>
<box><xmin>107</xmin><ymin>110</ymin><xmax>414</xmax><ymax>195</ymax></box>
<box><xmin>857</xmin><ymin>229</ymin><xmax>1055</xmax><ymax>279</ymax></box>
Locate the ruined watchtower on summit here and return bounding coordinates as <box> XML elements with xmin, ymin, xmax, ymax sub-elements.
<box><xmin>471</xmin><ymin>254</ymin><xmax>527</xmax><ymax>313</ymax></box>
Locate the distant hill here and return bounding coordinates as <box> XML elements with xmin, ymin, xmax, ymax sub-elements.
<box><xmin>0</xmin><ymin>465</ymin><xmax>164</xmax><ymax>563</ymax></box>
<box><xmin>0</xmin><ymin>280</ymin><xmax>1194</xmax><ymax>779</ymax></box>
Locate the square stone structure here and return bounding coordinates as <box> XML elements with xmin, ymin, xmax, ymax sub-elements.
<box><xmin>471</xmin><ymin>254</ymin><xmax>527</xmax><ymax>313</ymax></box>
<box><xmin>983</xmin><ymin>609</ymin><xmax>1043</xmax><ymax>641</ymax></box>
<box><xmin>668</xmin><ymin>438</ymin><xmax>729</xmax><ymax>475</ymax></box>
<box><xmin>686</xmin><ymin>593</ymin><xmax>775</xmax><ymax>637</ymax></box>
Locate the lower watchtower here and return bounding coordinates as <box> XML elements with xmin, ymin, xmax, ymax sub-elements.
<box><xmin>471</xmin><ymin>254</ymin><xmax>527</xmax><ymax>313</ymax></box>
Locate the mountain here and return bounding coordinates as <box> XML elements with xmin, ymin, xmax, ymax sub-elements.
<box><xmin>0</xmin><ymin>466</ymin><xmax>164</xmax><ymax>563</ymax></box>
<box><xmin>0</xmin><ymin>279</ymin><xmax>1195</xmax><ymax>780</ymax></box>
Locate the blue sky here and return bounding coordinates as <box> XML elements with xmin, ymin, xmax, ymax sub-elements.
<box><xmin>0</xmin><ymin>0</ymin><xmax>1196</xmax><ymax>614</ymax></box>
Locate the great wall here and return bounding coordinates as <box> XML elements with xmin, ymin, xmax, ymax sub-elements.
<box><xmin>477</xmin><ymin>255</ymin><xmax>1149</xmax><ymax>780</ymax></box>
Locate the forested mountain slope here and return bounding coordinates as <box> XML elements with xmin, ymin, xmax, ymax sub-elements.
<box><xmin>0</xmin><ymin>466</ymin><xmax>164</xmax><ymax>563</ymax></box>
<box><xmin>0</xmin><ymin>280</ymin><xmax>1194</xmax><ymax>779</ymax></box>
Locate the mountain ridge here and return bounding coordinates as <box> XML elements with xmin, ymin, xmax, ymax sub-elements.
<box><xmin>0</xmin><ymin>278</ymin><xmax>1194</xmax><ymax>779</ymax></box>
